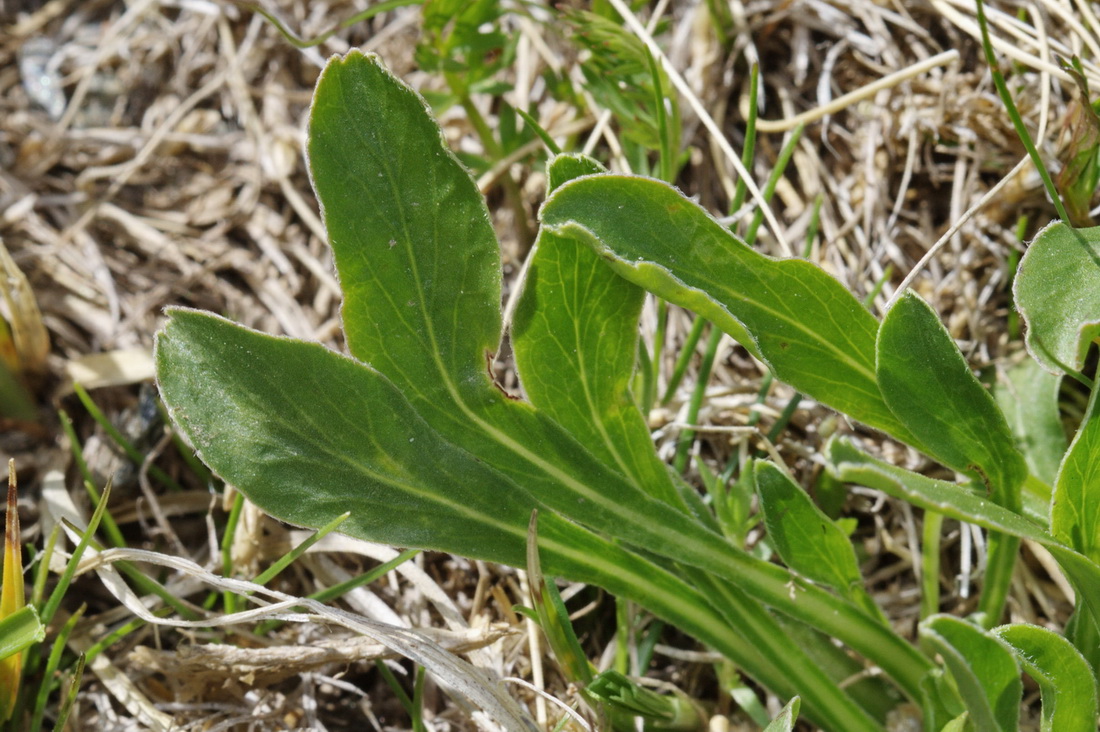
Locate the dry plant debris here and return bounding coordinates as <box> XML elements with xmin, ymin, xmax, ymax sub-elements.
<box><xmin>0</xmin><ymin>0</ymin><xmax>1096</xmax><ymax>729</ymax></box>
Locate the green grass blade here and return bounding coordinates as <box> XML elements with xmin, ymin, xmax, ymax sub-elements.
<box><xmin>58</xmin><ymin>410</ymin><xmax>126</xmax><ymax>549</ymax></box>
<box><xmin>251</xmin><ymin>512</ymin><xmax>350</xmax><ymax>588</ymax></box>
<box><xmin>661</xmin><ymin>316</ymin><xmax>706</xmax><ymax>404</ymax></box>
<box><xmin>50</xmin><ymin>652</ymin><xmax>85</xmax><ymax>732</ymax></box>
<box><xmin>71</xmin><ymin>383</ymin><xmax>183</xmax><ymax>493</ymax></box>
<box><xmin>0</xmin><ymin>606</ymin><xmax>43</xmax><ymax>662</ymax></box>
<box><xmin>974</xmin><ymin>0</ymin><xmax>1072</xmax><ymax>226</ymax></box>
<box><xmin>30</xmin><ymin>606</ymin><xmax>84</xmax><ymax>732</ymax></box>
<box><xmin>39</xmin><ymin>484</ymin><xmax>112</xmax><ymax>628</ymax></box>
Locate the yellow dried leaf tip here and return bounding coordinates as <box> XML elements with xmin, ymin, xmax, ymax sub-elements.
<box><xmin>1</xmin><ymin>458</ymin><xmax>24</xmax><ymax>721</ymax></box>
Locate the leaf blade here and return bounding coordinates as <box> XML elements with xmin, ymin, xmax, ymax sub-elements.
<box><xmin>539</xmin><ymin>174</ymin><xmax>917</xmax><ymax>444</ymax></box>
<box><xmin>755</xmin><ymin>463</ymin><xmax>863</xmax><ymax>600</ymax></box>
<box><xmin>995</xmin><ymin>358</ymin><xmax>1065</xmax><ymax>487</ymax></box>
<box><xmin>877</xmin><ymin>292</ymin><xmax>1027</xmax><ymax>503</ymax></box>
<box><xmin>919</xmin><ymin>616</ymin><xmax>1020</xmax><ymax>732</ymax></box>
<box><xmin>993</xmin><ymin>623</ymin><xmax>1098</xmax><ymax>732</ymax></box>
<box><xmin>154</xmin><ymin>310</ymin><xmax>886</xmax><ymax>731</ymax></box>
<box><xmin>513</xmin><ymin>154</ymin><xmax>682</xmax><ymax>507</ymax></box>
<box><xmin>1014</xmin><ymin>222</ymin><xmax>1100</xmax><ymax>376</ymax></box>
<box><xmin>308</xmin><ymin>50</ymin><xmax>501</xmax><ymax>407</ymax></box>
<box><xmin>1052</xmin><ymin>408</ymin><xmax>1100</xmax><ymax>564</ymax></box>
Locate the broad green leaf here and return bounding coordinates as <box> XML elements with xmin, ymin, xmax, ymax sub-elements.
<box><xmin>877</xmin><ymin>292</ymin><xmax>1026</xmax><ymax>505</ymax></box>
<box><xmin>0</xmin><ymin>605</ymin><xmax>42</xmax><ymax>661</ymax></box>
<box><xmin>995</xmin><ymin>358</ymin><xmax>1065</xmax><ymax>487</ymax></box>
<box><xmin>763</xmin><ymin>697</ymin><xmax>801</xmax><ymax>732</ymax></box>
<box><xmin>167</xmin><ymin>52</ymin><xmax>935</xmax><ymax>729</ymax></box>
<box><xmin>920</xmin><ymin>615</ymin><xmax>1020</xmax><ymax>732</ymax></box>
<box><xmin>308</xmin><ymin>50</ymin><xmax>501</xmax><ymax>409</ymax></box>
<box><xmin>993</xmin><ymin>623</ymin><xmax>1098</xmax><ymax>732</ymax></box>
<box><xmin>154</xmin><ymin>310</ymin><xmax>890</xmax><ymax>732</ymax></box>
<box><xmin>513</xmin><ymin>154</ymin><xmax>683</xmax><ymax>508</ymax></box>
<box><xmin>302</xmin><ymin>56</ymin><xmax>931</xmax><ymax>718</ymax></box>
<box><xmin>157</xmin><ymin>309</ymin><xmax>534</xmax><ymax>564</ymax></box>
<box><xmin>307</xmin><ymin>52</ymin><xmax>707</xmax><ymax>567</ymax></box>
<box><xmin>827</xmin><ymin>437</ymin><xmax>1100</xmax><ymax>639</ymax></box>
<box><xmin>1052</xmin><ymin>407</ymin><xmax>1100</xmax><ymax>564</ymax></box>
<box><xmin>1015</xmin><ymin>223</ymin><xmax>1100</xmax><ymax>375</ymax></box>
<box><xmin>538</xmin><ymin>174</ymin><xmax>920</xmax><ymax>445</ymax></box>
<box><xmin>755</xmin><ymin>462</ymin><xmax>873</xmax><ymax>615</ymax></box>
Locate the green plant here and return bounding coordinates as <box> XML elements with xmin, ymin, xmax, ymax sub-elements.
<box><xmin>154</xmin><ymin>51</ymin><xmax>1100</xmax><ymax>730</ymax></box>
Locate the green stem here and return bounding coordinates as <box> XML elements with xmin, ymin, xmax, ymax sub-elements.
<box><xmin>730</xmin><ymin>65</ymin><xmax>760</xmax><ymax>217</ymax></box>
<box><xmin>975</xmin><ymin>0</ymin><xmax>1074</xmax><ymax>227</ymax></box>
<box><xmin>72</xmin><ymin>383</ymin><xmax>184</xmax><ymax>493</ymax></box>
<box><xmin>662</xmin><ymin>316</ymin><xmax>707</xmax><ymax>404</ymax></box>
<box><xmin>58</xmin><ymin>409</ymin><xmax>126</xmax><ymax>549</ymax></box>
<box><xmin>978</xmin><ymin>533</ymin><xmax>1020</xmax><ymax>628</ymax></box>
<box><xmin>921</xmin><ymin>511</ymin><xmax>944</xmax><ymax>622</ymax></box>
<box><xmin>221</xmin><ymin>492</ymin><xmax>245</xmax><ymax>614</ymax></box>
<box><xmin>673</xmin><ymin>326</ymin><xmax>722</xmax><ymax>473</ymax></box>
<box><xmin>456</xmin><ymin>93</ymin><xmax>534</xmax><ymax>249</ymax></box>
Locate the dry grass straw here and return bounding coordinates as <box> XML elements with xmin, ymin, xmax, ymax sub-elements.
<box><xmin>0</xmin><ymin>0</ymin><xmax>1094</xmax><ymax>728</ymax></box>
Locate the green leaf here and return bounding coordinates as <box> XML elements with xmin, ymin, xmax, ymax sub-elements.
<box><xmin>0</xmin><ymin>605</ymin><xmax>43</xmax><ymax>661</ymax></box>
<box><xmin>1052</xmin><ymin>407</ymin><xmax>1100</xmax><ymax>564</ymax></box>
<box><xmin>166</xmin><ymin>52</ymin><xmax>930</xmax><ymax>730</ymax></box>
<box><xmin>513</xmin><ymin>154</ymin><xmax>682</xmax><ymax>508</ymax></box>
<box><xmin>755</xmin><ymin>463</ymin><xmax>870</xmax><ymax>611</ymax></box>
<box><xmin>763</xmin><ymin>697</ymin><xmax>801</xmax><ymax>732</ymax></box>
<box><xmin>919</xmin><ymin>615</ymin><xmax>1021</xmax><ymax>732</ymax></box>
<box><xmin>1015</xmin><ymin>223</ymin><xmax>1100</xmax><ymax>376</ymax></box>
<box><xmin>586</xmin><ymin>670</ymin><xmax>705</xmax><ymax>730</ymax></box>
<box><xmin>538</xmin><ymin>174</ymin><xmax>919</xmax><ymax>445</ymax></box>
<box><xmin>308</xmin><ymin>52</ymin><xmax>699</xmax><ymax>563</ymax></box>
<box><xmin>877</xmin><ymin>292</ymin><xmax>1026</xmax><ymax>504</ymax></box>
<box><xmin>993</xmin><ymin>623</ymin><xmax>1098</xmax><ymax>732</ymax></box>
<box><xmin>995</xmin><ymin>358</ymin><xmax>1065</xmax><ymax>487</ymax></box>
<box><xmin>308</xmin><ymin>50</ymin><xmax>501</xmax><ymax>411</ymax></box>
<box><xmin>156</xmin><ymin>309</ymin><xmax>533</xmax><ymax>564</ymax></box>
<box><xmin>302</xmin><ymin>62</ymin><xmax>931</xmax><ymax>718</ymax></box>
<box><xmin>827</xmin><ymin>437</ymin><xmax>1100</xmax><ymax>640</ymax></box>
<box><xmin>154</xmin><ymin>311</ymin><xmax>891</xmax><ymax>732</ymax></box>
